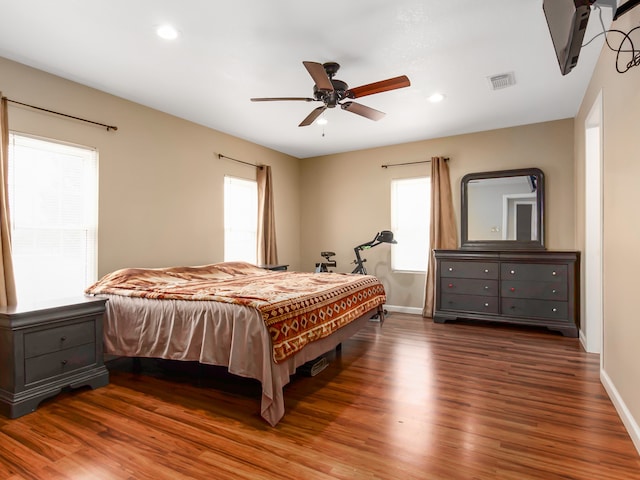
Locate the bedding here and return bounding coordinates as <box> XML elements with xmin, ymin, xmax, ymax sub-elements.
<box><xmin>85</xmin><ymin>262</ymin><xmax>386</xmax><ymax>425</ymax></box>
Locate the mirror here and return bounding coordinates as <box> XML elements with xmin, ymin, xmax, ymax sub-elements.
<box><xmin>461</xmin><ymin>168</ymin><xmax>545</xmax><ymax>250</ymax></box>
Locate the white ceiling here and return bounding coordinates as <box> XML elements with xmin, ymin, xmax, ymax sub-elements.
<box><xmin>0</xmin><ymin>1</ymin><xmax>614</xmax><ymax>159</ymax></box>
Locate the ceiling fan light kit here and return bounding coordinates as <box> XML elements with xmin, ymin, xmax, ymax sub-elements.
<box><xmin>250</xmin><ymin>61</ymin><xmax>410</xmax><ymax>127</ymax></box>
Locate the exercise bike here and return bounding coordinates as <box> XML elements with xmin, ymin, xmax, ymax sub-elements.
<box><xmin>315</xmin><ymin>251</ymin><xmax>337</xmax><ymax>273</ymax></box>
<box><xmin>351</xmin><ymin>230</ymin><xmax>397</xmax><ymax>274</ymax></box>
<box><xmin>351</xmin><ymin>230</ymin><xmax>397</xmax><ymax>321</ymax></box>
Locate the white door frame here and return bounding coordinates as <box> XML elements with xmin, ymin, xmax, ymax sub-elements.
<box><xmin>501</xmin><ymin>193</ymin><xmax>537</xmax><ymax>240</ymax></box>
<box><xmin>584</xmin><ymin>90</ymin><xmax>604</xmax><ymax>356</ymax></box>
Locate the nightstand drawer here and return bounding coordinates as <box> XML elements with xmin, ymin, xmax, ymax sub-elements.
<box><xmin>24</xmin><ymin>320</ymin><xmax>95</xmax><ymax>359</ymax></box>
<box><xmin>25</xmin><ymin>343</ymin><xmax>96</xmax><ymax>384</ymax></box>
<box><xmin>441</xmin><ymin>294</ymin><xmax>499</xmax><ymax>314</ymax></box>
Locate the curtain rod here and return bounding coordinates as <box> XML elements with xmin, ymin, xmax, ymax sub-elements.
<box><xmin>3</xmin><ymin>97</ymin><xmax>118</xmax><ymax>131</ymax></box>
<box><xmin>217</xmin><ymin>153</ymin><xmax>264</xmax><ymax>169</ymax></box>
<box><xmin>381</xmin><ymin>158</ymin><xmax>448</xmax><ymax>169</ymax></box>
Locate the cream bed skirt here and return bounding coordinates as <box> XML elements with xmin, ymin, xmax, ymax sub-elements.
<box><xmin>100</xmin><ymin>294</ymin><xmax>376</xmax><ymax>426</ymax></box>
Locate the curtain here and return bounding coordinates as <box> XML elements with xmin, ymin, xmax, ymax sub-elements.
<box><xmin>257</xmin><ymin>165</ymin><xmax>278</xmax><ymax>265</ymax></box>
<box><xmin>423</xmin><ymin>156</ymin><xmax>457</xmax><ymax>318</ymax></box>
<box><xmin>0</xmin><ymin>96</ymin><xmax>17</xmax><ymax>306</ymax></box>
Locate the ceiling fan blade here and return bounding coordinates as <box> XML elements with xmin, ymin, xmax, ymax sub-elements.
<box><xmin>299</xmin><ymin>106</ymin><xmax>327</xmax><ymax>127</ymax></box>
<box><xmin>341</xmin><ymin>102</ymin><xmax>385</xmax><ymax>121</ymax></box>
<box><xmin>346</xmin><ymin>75</ymin><xmax>410</xmax><ymax>99</ymax></box>
<box><xmin>303</xmin><ymin>61</ymin><xmax>334</xmax><ymax>91</ymax></box>
<box><xmin>251</xmin><ymin>97</ymin><xmax>315</xmax><ymax>102</ymax></box>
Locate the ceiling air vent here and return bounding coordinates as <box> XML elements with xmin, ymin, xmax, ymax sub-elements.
<box><xmin>488</xmin><ymin>72</ymin><xmax>516</xmax><ymax>90</ymax></box>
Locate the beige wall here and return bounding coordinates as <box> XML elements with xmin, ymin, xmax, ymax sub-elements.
<box><xmin>0</xmin><ymin>57</ymin><xmax>301</xmax><ymax>275</ymax></box>
<box><xmin>300</xmin><ymin>118</ymin><xmax>576</xmax><ymax>309</ymax></box>
<box><xmin>1</xmin><ymin>55</ymin><xmax>576</xmax><ymax>309</ymax></box>
<box><xmin>574</xmin><ymin>8</ymin><xmax>640</xmax><ymax>443</ymax></box>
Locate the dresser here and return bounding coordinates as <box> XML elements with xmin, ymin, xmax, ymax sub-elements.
<box><xmin>434</xmin><ymin>250</ymin><xmax>580</xmax><ymax>337</ymax></box>
<box><xmin>0</xmin><ymin>296</ymin><xmax>109</xmax><ymax>418</ymax></box>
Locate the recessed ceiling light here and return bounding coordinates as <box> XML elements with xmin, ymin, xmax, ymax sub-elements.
<box><xmin>156</xmin><ymin>24</ymin><xmax>179</xmax><ymax>40</ymax></box>
<box><xmin>428</xmin><ymin>93</ymin><xmax>445</xmax><ymax>103</ymax></box>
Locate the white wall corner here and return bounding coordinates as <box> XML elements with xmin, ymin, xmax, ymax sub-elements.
<box><xmin>601</xmin><ymin>368</ymin><xmax>640</xmax><ymax>456</ymax></box>
<box><xmin>384</xmin><ymin>305</ymin><xmax>424</xmax><ymax>316</ymax></box>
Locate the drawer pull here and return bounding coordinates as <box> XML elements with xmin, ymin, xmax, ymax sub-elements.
<box><xmin>448</xmin><ymin>267</ymin><xmax>453</xmax><ymax>272</ymax></box>
<box><xmin>552</xmin><ymin>271</ymin><xmax>557</xmax><ymax>276</ymax></box>
<box><xmin>510</xmin><ymin>287</ymin><xmax>515</xmax><ymax>292</ymax></box>
<box><xmin>510</xmin><ymin>270</ymin><xmax>515</xmax><ymax>275</ymax></box>
<box><xmin>552</xmin><ymin>289</ymin><xmax>557</xmax><ymax>294</ymax></box>
<box><xmin>448</xmin><ymin>283</ymin><xmax>454</xmax><ymax>288</ymax></box>
<box><xmin>552</xmin><ymin>308</ymin><xmax>558</xmax><ymax>313</ymax></box>
<box><xmin>484</xmin><ymin>285</ymin><xmax>489</xmax><ymax>290</ymax></box>
<box><xmin>60</xmin><ymin>336</ymin><xmax>67</xmax><ymax>342</ymax></box>
<box><xmin>484</xmin><ymin>269</ymin><xmax>489</xmax><ymax>273</ymax></box>
<box><xmin>484</xmin><ymin>303</ymin><xmax>489</xmax><ymax>308</ymax></box>
<box><xmin>61</xmin><ymin>360</ymin><xmax>68</xmax><ymax>366</ymax></box>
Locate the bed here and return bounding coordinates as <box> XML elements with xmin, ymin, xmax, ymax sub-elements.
<box><xmin>85</xmin><ymin>261</ymin><xmax>386</xmax><ymax>425</ymax></box>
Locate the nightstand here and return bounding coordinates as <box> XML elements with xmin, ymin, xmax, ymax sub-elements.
<box><xmin>0</xmin><ymin>296</ymin><xmax>109</xmax><ymax>418</ymax></box>
<box><xmin>260</xmin><ymin>264</ymin><xmax>289</xmax><ymax>271</ymax></box>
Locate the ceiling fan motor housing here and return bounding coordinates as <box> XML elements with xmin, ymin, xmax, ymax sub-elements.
<box><xmin>314</xmin><ymin>78</ymin><xmax>348</xmax><ymax>107</ymax></box>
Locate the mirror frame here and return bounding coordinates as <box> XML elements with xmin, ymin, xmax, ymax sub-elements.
<box><xmin>460</xmin><ymin>167</ymin><xmax>545</xmax><ymax>251</ymax></box>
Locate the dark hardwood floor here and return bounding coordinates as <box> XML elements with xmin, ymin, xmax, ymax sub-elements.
<box><xmin>1</xmin><ymin>313</ymin><xmax>638</xmax><ymax>479</ymax></box>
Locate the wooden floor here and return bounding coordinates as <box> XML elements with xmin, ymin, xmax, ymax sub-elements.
<box><xmin>1</xmin><ymin>313</ymin><xmax>638</xmax><ymax>480</ymax></box>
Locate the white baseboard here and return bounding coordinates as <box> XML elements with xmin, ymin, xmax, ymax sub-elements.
<box><xmin>384</xmin><ymin>305</ymin><xmax>423</xmax><ymax>316</ymax></box>
<box><xmin>601</xmin><ymin>368</ymin><xmax>640</xmax><ymax>456</ymax></box>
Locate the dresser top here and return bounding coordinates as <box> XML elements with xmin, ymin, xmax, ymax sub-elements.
<box><xmin>434</xmin><ymin>250</ymin><xmax>580</xmax><ymax>261</ymax></box>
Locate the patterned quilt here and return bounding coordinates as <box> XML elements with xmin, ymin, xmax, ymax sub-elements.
<box><xmin>85</xmin><ymin>262</ymin><xmax>386</xmax><ymax>363</ymax></box>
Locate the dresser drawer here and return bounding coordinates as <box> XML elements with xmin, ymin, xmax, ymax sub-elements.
<box><xmin>440</xmin><ymin>261</ymin><xmax>499</xmax><ymax>280</ymax></box>
<box><xmin>25</xmin><ymin>343</ymin><xmax>97</xmax><ymax>385</ymax></box>
<box><xmin>441</xmin><ymin>278</ymin><xmax>498</xmax><ymax>296</ymax></box>
<box><xmin>502</xmin><ymin>298</ymin><xmax>568</xmax><ymax>320</ymax></box>
<box><xmin>441</xmin><ymin>294</ymin><xmax>499</xmax><ymax>314</ymax></box>
<box><xmin>24</xmin><ymin>320</ymin><xmax>95</xmax><ymax>359</ymax></box>
<box><xmin>501</xmin><ymin>280</ymin><xmax>568</xmax><ymax>301</ymax></box>
<box><xmin>501</xmin><ymin>263</ymin><xmax>567</xmax><ymax>282</ymax></box>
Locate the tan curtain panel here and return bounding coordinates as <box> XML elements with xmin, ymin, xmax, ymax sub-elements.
<box><xmin>257</xmin><ymin>165</ymin><xmax>278</xmax><ymax>265</ymax></box>
<box><xmin>0</xmin><ymin>95</ymin><xmax>17</xmax><ymax>306</ymax></box>
<box><xmin>423</xmin><ymin>156</ymin><xmax>457</xmax><ymax>318</ymax></box>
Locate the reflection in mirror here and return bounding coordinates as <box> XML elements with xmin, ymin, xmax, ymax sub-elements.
<box><xmin>467</xmin><ymin>175</ymin><xmax>538</xmax><ymax>241</ymax></box>
<box><xmin>461</xmin><ymin>168</ymin><xmax>545</xmax><ymax>250</ymax></box>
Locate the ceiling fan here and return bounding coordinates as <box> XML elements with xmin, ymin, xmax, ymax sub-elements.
<box><xmin>250</xmin><ymin>61</ymin><xmax>411</xmax><ymax>127</ymax></box>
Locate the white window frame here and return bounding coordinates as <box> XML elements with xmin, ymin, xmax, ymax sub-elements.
<box><xmin>223</xmin><ymin>175</ymin><xmax>258</xmax><ymax>264</ymax></box>
<box><xmin>7</xmin><ymin>132</ymin><xmax>98</xmax><ymax>303</ymax></box>
<box><xmin>390</xmin><ymin>176</ymin><xmax>431</xmax><ymax>273</ymax></box>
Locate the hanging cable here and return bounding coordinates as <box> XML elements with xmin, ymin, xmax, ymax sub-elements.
<box><xmin>582</xmin><ymin>4</ymin><xmax>640</xmax><ymax>74</ymax></box>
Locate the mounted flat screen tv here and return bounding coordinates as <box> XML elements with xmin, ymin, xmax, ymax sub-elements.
<box><xmin>543</xmin><ymin>0</ymin><xmax>593</xmax><ymax>75</ymax></box>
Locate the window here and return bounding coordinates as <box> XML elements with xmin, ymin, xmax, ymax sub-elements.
<box><xmin>8</xmin><ymin>133</ymin><xmax>98</xmax><ymax>303</ymax></box>
<box><xmin>391</xmin><ymin>177</ymin><xmax>430</xmax><ymax>272</ymax></box>
<box><xmin>224</xmin><ymin>176</ymin><xmax>257</xmax><ymax>264</ymax></box>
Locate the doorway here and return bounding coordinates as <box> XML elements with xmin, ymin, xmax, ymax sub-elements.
<box><xmin>584</xmin><ymin>91</ymin><xmax>603</xmax><ymax>355</ymax></box>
